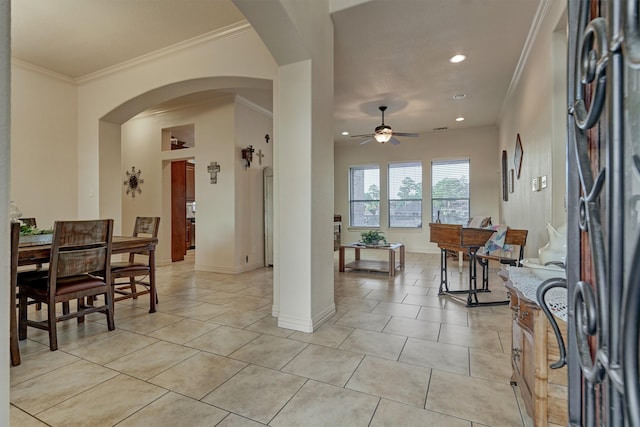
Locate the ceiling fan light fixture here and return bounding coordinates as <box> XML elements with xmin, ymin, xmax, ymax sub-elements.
<box><xmin>374</xmin><ymin>133</ymin><xmax>392</xmax><ymax>143</ymax></box>
<box><xmin>374</xmin><ymin>125</ymin><xmax>393</xmax><ymax>143</ymax></box>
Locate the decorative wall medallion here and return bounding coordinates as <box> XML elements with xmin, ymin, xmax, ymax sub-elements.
<box><xmin>124</xmin><ymin>166</ymin><xmax>144</xmax><ymax>197</ymax></box>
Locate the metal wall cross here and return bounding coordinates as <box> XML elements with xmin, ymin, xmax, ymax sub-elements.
<box><xmin>207</xmin><ymin>161</ymin><xmax>220</xmax><ymax>184</ymax></box>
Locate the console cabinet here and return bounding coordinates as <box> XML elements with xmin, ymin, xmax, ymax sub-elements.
<box><xmin>503</xmin><ymin>276</ymin><xmax>568</xmax><ymax>426</ymax></box>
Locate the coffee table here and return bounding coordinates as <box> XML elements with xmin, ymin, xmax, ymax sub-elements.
<box><xmin>339</xmin><ymin>243</ymin><xmax>405</xmax><ymax>277</ymax></box>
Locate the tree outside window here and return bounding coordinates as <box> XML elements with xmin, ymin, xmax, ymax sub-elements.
<box><xmin>431</xmin><ymin>160</ymin><xmax>470</xmax><ymax>224</ymax></box>
<box><xmin>389</xmin><ymin>162</ymin><xmax>422</xmax><ymax>228</ymax></box>
<box><xmin>350</xmin><ymin>165</ymin><xmax>380</xmax><ymax>227</ymax></box>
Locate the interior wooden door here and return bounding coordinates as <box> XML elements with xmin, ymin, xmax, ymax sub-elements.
<box><xmin>171</xmin><ymin>161</ymin><xmax>186</xmax><ymax>262</ymax></box>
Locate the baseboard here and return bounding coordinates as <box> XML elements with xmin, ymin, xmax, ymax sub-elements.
<box><xmin>277</xmin><ymin>302</ymin><xmax>336</xmax><ymax>333</ymax></box>
<box><xmin>195</xmin><ymin>262</ymin><xmax>264</xmax><ymax>274</ymax></box>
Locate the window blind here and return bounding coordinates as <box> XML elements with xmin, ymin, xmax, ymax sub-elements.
<box><xmin>431</xmin><ymin>159</ymin><xmax>470</xmax><ymax>224</ymax></box>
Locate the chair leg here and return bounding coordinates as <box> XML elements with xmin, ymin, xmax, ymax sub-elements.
<box><xmin>130</xmin><ymin>276</ymin><xmax>137</xmax><ymax>298</ymax></box>
<box><xmin>48</xmin><ymin>304</ymin><xmax>58</xmax><ymax>351</ymax></box>
<box><xmin>62</xmin><ymin>301</ymin><xmax>70</xmax><ymax>315</ymax></box>
<box><xmin>150</xmin><ymin>279</ymin><xmax>157</xmax><ymax>312</ymax></box>
<box><xmin>10</xmin><ymin>295</ymin><xmax>20</xmax><ymax>366</ymax></box>
<box><xmin>77</xmin><ymin>298</ymin><xmax>85</xmax><ymax>323</ymax></box>
<box><xmin>35</xmin><ymin>302</ymin><xmax>42</xmax><ymax>311</ymax></box>
<box><xmin>18</xmin><ymin>292</ymin><xmax>28</xmax><ymax>340</ymax></box>
<box><xmin>105</xmin><ymin>290</ymin><xmax>116</xmax><ymax>331</ymax></box>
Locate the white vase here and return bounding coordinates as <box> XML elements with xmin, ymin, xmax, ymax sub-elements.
<box><xmin>538</xmin><ymin>222</ymin><xmax>567</xmax><ymax>266</ymax></box>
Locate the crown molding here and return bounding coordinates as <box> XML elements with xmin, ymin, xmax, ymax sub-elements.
<box><xmin>75</xmin><ymin>21</ymin><xmax>251</xmax><ymax>85</ymax></box>
<box><xmin>11</xmin><ymin>58</ymin><xmax>75</xmax><ymax>84</ymax></box>
<box><xmin>235</xmin><ymin>95</ymin><xmax>273</xmax><ymax>118</ymax></box>
<box><xmin>499</xmin><ymin>0</ymin><xmax>552</xmax><ymax>121</ymax></box>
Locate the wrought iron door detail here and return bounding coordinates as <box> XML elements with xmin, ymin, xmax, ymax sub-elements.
<box><xmin>567</xmin><ymin>0</ymin><xmax>640</xmax><ymax>425</ymax></box>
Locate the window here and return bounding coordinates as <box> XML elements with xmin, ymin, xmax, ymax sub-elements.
<box><xmin>349</xmin><ymin>165</ymin><xmax>380</xmax><ymax>227</ymax></box>
<box><xmin>431</xmin><ymin>159</ymin><xmax>470</xmax><ymax>224</ymax></box>
<box><xmin>388</xmin><ymin>162</ymin><xmax>422</xmax><ymax>228</ymax></box>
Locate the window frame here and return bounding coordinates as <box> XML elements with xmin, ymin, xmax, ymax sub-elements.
<box><xmin>348</xmin><ymin>164</ymin><xmax>381</xmax><ymax>228</ymax></box>
<box><xmin>387</xmin><ymin>161</ymin><xmax>423</xmax><ymax>228</ymax></box>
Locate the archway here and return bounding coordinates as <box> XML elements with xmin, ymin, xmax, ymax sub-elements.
<box><xmin>98</xmin><ymin>76</ymin><xmax>272</xmax><ymax>267</ymax></box>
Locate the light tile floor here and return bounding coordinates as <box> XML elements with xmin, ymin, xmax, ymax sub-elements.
<box><xmin>10</xmin><ymin>251</ymin><xmax>534</xmax><ymax>426</ymax></box>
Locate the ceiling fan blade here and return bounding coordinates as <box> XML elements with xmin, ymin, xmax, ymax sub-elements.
<box><xmin>389</xmin><ymin>136</ymin><xmax>401</xmax><ymax>145</ymax></box>
<box><xmin>359</xmin><ymin>138</ymin><xmax>373</xmax><ymax>145</ymax></box>
<box><xmin>350</xmin><ymin>134</ymin><xmax>374</xmax><ymax>138</ymax></box>
<box><xmin>393</xmin><ymin>132</ymin><xmax>419</xmax><ymax>137</ymax></box>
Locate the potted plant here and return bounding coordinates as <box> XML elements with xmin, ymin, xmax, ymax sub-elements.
<box><xmin>19</xmin><ymin>224</ymin><xmax>54</xmax><ymax>245</ymax></box>
<box><xmin>360</xmin><ymin>230</ymin><xmax>387</xmax><ymax>246</ymax></box>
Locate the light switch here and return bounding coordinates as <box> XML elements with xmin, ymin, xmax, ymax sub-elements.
<box><xmin>541</xmin><ymin>175</ymin><xmax>547</xmax><ymax>189</ymax></box>
<box><xmin>532</xmin><ymin>177</ymin><xmax>540</xmax><ymax>192</ymax></box>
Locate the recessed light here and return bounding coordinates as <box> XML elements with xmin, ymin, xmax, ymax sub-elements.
<box><xmin>341</xmin><ymin>131</ymin><xmax>349</xmax><ymax>136</ymax></box>
<box><xmin>449</xmin><ymin>54</ymin><xmax>466</xmax><ymax>63</ymax></box>
<box><xmin>456</xmin><ymin>117</ymin><xmax>465</xmax><ymax>122</ymax></box>
<box><xmin>453</xmin><ymin>93</ymin><xmax>466</xmax><ymax>100</ymax></box>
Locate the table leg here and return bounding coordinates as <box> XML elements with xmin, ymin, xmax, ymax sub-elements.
<box><xmin>389</xmin><ymin>250</ymin><xmax>396</xmax><ymax>277</ymax></box>
<box><xmin>458</xmin><ymin>251</ymin><xmax>463</xmax><ymax>273</ymax></box>
<box><xmin>355</xmin><ymin>248</ymin><xmax>361</xmax><ymax>261</ymax></box>
<box><xmin>466</xmin><ymin>248</ymin><xmax>479</xmax><ymax>306</ymax></box>
<box><xmin>149</xmin><ymin>247</ymin><xmax>157</xmax><ymax>313</ymax></box>
<box><xmin>439</xmin><ymin>248</ymin><xmax>448</xmax><ymax>293</ymax></box>
<box><xmin>400</xmin><ymin>245</ymin><xmax>405</xmax><ymax>270</ymax></box>
<box><xmin>339</xmin><ymin>246</ymin><xmax>345</xmax><ymax>272</ymax></box>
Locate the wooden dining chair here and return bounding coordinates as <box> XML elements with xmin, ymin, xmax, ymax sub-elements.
<box><xmin>476</xmin><ymin>228</ymin><xmax>528</xmax><ymax>291</ymax></box>
<box><xmin>17</xmin><ymin>219</ymin><xmax>115</xmax><ymax>351</ymax></box>
<box><xmin>111</xmin><ymin>216</ymin><xmax>160</xmax><ymax>312</ymax></box>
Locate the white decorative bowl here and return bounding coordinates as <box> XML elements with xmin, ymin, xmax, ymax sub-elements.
<box><xmin>521</xmin><ymin>258</ymin><xmax>566</xmax><ymax>280</ymax></box>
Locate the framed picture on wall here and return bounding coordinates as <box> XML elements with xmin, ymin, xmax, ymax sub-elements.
<box><xmin>509</xmin><ymin>169</ymin><xmax>514</xmax><ymax>193</ymax></box>
<box><xmin>514</xmin><ymin>134</ymin><xmax>523</xmax><ymax>179</ymax></box>
<box><xmin>502</xmin><ymin>150</ymin><xmax>508</xmax><ymax>201</ymax></box>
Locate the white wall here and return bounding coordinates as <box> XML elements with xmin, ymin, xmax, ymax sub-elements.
<box><xmin>498</xmin><ymin>1</ymin><xmax>567</xmax><ymax>257</ymax></box>
<box><xmin>1</xmin><ymin>1</ymin><xmax>10</xmax><ymax>423</ymax></box>
<box><xmin>335</xmin><ymin>125</ymin><xmax>500</xmax><ymax>253</ymax></box>
<box><xmin>77</xmin><ymin>27</ymin><xmax>276</xmax><ymax>267</ymax></box>
<box><xmin>10</xmin><ymin>64</ymin><xmax>78</xmax><ymax>227</ymax></box>
<box><xmin>75</xmin><ymin>26</ymin><xmax>277</xmax><ymax>224</ymax></box>
<box><xmin>234</xmin><ymin>97</ymin><xmax>273</xmax><ymax>269</ymax></box>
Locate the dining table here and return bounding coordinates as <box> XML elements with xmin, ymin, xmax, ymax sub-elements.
<box><xmin>11</xmin><ymin>235</ymin><xmax>158</xmax><ymax>366</ymax></box>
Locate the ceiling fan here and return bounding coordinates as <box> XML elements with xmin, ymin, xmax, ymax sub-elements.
<box><xmin>351</xmin><ymin>106</ymin><xmax>419</xmax><ymax>145</ymax></box>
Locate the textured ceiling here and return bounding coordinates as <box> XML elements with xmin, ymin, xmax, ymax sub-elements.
<box><xmin>10</xmin><ymin>0</ymin><xmax>543</xmax><ymax>145</ymax></box>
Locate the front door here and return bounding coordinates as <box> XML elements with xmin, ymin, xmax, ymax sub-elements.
<box><xmin>566</xmin><ymin>1</ymin><xmax>640</xmax><ymax>425</ymax></box>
